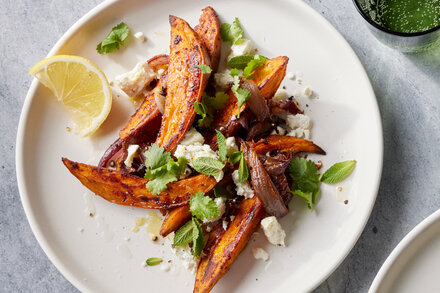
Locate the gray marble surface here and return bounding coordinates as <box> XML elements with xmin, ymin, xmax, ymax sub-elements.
<box><xmin>1</xmin><ymin>0</ymin><xmax>439</xmax><ymax>292</ymax></box>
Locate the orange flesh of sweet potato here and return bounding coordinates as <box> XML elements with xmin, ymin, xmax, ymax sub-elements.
<box><xmin>62</xmin><ymin>158</ymin><xmax>217</xmax><ymax>209</ymax></box>
<box><xmin>253</xmin><ymin>134</ymin><xmax>326</xmax><ymax>155</ymax></box>
<box><xmin>212</xmin><ymin>56</ymin><xmax>288</xmax><ymax>131</ymax></box>
<box><xmin>159</xmin><ymin>205</ymin><xmax>191</xmax><ymax>237</ymax></box>
<box><xmin>194</xmin><ymin>197</ymin><xmax>264</xmax><ymax>293</ymax></box>
<box><xmin>195</xmin><ymin>6</ymin><xmax>221</xmax><ymax>72</ymax></box>
<box><xmin>119</xmin><ymin>71</ymin><xmax>167</xmax><ymax>144</ymax></box>
<box><xmin>155</xmin><ymin>15</ymin><xmax>211</xmax><ymax>152</ymax></box>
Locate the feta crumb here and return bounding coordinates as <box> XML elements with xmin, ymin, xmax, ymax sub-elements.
<box><xmin>232</xmin><ymin>170</ymin><xmax>254</xmax><ymax>199</ymax></box>
<box><xmin>160</xmin><ymin>263</ymin><xmax>171</xmax><ymax>272</ymax></box>
<box><xmin>252</xmin><ymin>247</ymin><xmax>270</xmax><ymax>261</ymax></box>
<box><xmin>204</xmin><ymin>197</ymin><xmax>226</xmax><ymax>223</ymax></box>
<box><xmin>174</xmin><ymin>144</ymin><xmax>219</xmax><ymax>162</ymax></box>
<box><xmin>124</xmin><ymin>144</ymin><xmax>140</xmax><ymax>168</ymax></box>
<box><xmin>260</xmin><ymin>216</ymin><xmax>286</xmax><ymax>247</ymax></box>
<box><xmin>287</xmin><ymin>72</ymin><xmax>295</xmax><ymax>80</ymax></box>
<box><xmin>286</xmin><ymin>114</ymin><xmax>311</xmax><ymax>139</ymax></box>
<box><xmin>214</xmin><ymin>170</ymin><xmax>224</xmax><ymax>183</ymax></box>
<box><xmin>271</xmin><ymin>126</ymin><xmax>287</xmax><ymax>136</ymax></box>
<box><xmin>206</xmin><ymin>225</ymin><xmax>212</xmax><ymax>232</ymax></box>
<box><xmin>225</xmin><ymin>137</ymin><xmax>238</xmax><ymax>156</ymax></box>
<box><xmin>142</xmin><ymin>261</ymin><xmax>147</xmax><ymax>267</ymax></box>
<box><xmin>273</xmin><ymin>89</ymin><xmax>288</xmax><ymax>101</ymax></box>
<box><xmin>230</xmin><ymin>115</ymin><xmax>237</xmax><ymax>121</ymax></box>
<box><xmin>172</xmin><ymin>245</ymin><xmax>199</xmax><ymax>274</ymax></box>
<box><xmin>134</xmin><ymin>32</ymin><xmax>146</xmax><ymax>42</ymax></box>
<box><xmin>230</xmin><ymin>215</ymin><xmax>235</xmax><ymax>222</ymax></box>
<box><xmin>179</xmin><ymin>127</ymin><xmax>205</xmax><ymax>146</ymax></box>
<box><xmin>228</xmin><ymin>39</ymin><xmax>254</xmax><ymax>60</ymax></box>
<box><xmin>114</xmin><ymin>61</ymin><xmax>157</xmax><ymax>97</ymax></box>
<box><xmin>214</xmin><ymin>70</ymin><xmax>234</xmax><ymax>89</ymax></box>
<box><xmin>303</xmin><ymin>87</ymin><xmax>312</xmax><ymax>97</ymax></box>
<box><xmin>222</xmin><ymin>220</ymin><xmax>228</xmax><ymax>230</ymax></box>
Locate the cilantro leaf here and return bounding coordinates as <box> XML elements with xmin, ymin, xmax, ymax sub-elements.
<box><xmin>216</xmin><ymin>130</ymin><xmax>227</xmax><ymax>162</ymax></box>
<box><xmin>230</xmin><ymin>72</ymin><xmax>250</xmax><ymax>117</ymax></box>
<box><xmin>230</xmin><ymin>68</ymin><xmax>239</xmax><ymax>77</ymax></box>
<box><xmin>145</xmin><ymin>171</ymin><xmax>177</xmax><ymax>195</ymax></box>
<box><xmin>195</xmin><ymin>64</ymin><xmax>212</xmax><ymax>74</ymax></box>
<box><xmin>194</xmin><ymin>92</ymin><xmax>229</xmax><ymax>128</ymax></box>
<box><xmin>190</xmin><ymin>192</ymin><xmax>221</xmax><ymax>221</ymax></box>
<box><xmin>144</xmin><ymin>144</ymin><xmax>170</xmax><ymax>169</ymax></box>
<box><xmin>228</xmin><ymin>151</ymin><xmax>242</xmax><ymax>164</ymax></box>
<box><xmin>146</xmin><ymin>258</ymin><xmax>163</xmax><ymax>266</ymax></box>
<box><xmin>192</xmin><ymin>217</ymin><xmax>205</xmax><ymax>257</ymax></box>
<box><xmin>192</xmin><ymin>157</ymin><xmax>225</xmax><ymax>177</ymax></box>
<box><xmin>243</xmin><ymin>55</ymin><xmax>268</xmax><ymax>80</ymax></box>
<box><xmin>288</xmin><ymin>158</ymin><xmax>320</xmax><ymax>210</ymax></box>
<box><xmin>238</xmin><ymin>155</ymin><xmax>249</xmax><ymax>183</ymax></box>
<box><xmin>220</xmin><ymin>18</ymin><xmax>244</xmax><ymax>44</ymax></box>
<box><xmin>210</xmin><ymin>92</ymin><xmax>229</xmax><ymax>109</ymax></box>
<box><xmin>174</xmin><ymin>220</ymin><xmax>194</xmax><ymax>246</ymax></box>
<box><xmin>227</xmin><ymin>55</ymin><xmax>256</xmax><ymax>69</ymax></box>
<box><xmin>96</xmin><ymin>22</ymin><xmax>130</xmax><ymax>54</ymax></box>
<box><xmin>320</xmin><ymin>160</ymin><xmax>356</xmax><ymax>184</ymax></box>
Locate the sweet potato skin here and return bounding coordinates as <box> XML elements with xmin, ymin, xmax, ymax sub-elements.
<box><xmin>62</xmin><ymin>158</ymin><xmax>217</xmax><ymax>209</ymax></box>
<box><xmin>195</xmin><ymin>6</ymin><xmax>221</xmax><ymax>72</ymax></box>
<box><xmin>159</xmin><ymin>205</ymin><xmax>191</xmax><ymax>237</ymax></box>
<box><xmin>253</xmin><ymin>135</ymin><xmax>326</xmax><ymax>155</ymax></box>
<box><xmin>155</xmin><ymin>16</ymin><xmax>211</xmax><ymax>152</ymax></box>
<box><xmin>194</xmin><ymin>197</ymin><xmax>264</xmax><ymax>293</ymax></box>
<box><xmin>212</xmin><ymin>56</ymin><xmax>288</xmax><ymax>131</ymax></box>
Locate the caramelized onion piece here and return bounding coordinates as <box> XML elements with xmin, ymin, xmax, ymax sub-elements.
<box><xmin>241</xmin><ymin>141</ymin><xmax>288</xmax><ymax>218</ymax></box>
<box><xmin>98</xmin><ymin>138</ymin><xmax>123</xmax><ymax>168</ymax></box>
<box><xmin>147</xmin><ymin>54</ymin><xmax>169</xmax><ymax>71</ymax></box>
<box><xmin>240</xmin><ymin>79</ymin><xmax>270</xmax><ymax>121</ymax></box>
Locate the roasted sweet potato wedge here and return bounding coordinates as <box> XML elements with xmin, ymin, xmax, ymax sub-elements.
<box><xmin>253</xmin><ymin>134</ymin><xmax>326</xmax><ymax>155</ymax></box>
<box><xmin>62</xmin><ymin>158</ymin><xmax>217</xmax><ymax>209</ymax></box>
<box><xmin>195</xmin><ymin>6</ymin><xmax>221</xmax><ymax>72</ymax></box>
<box><xmin>155</xmin><ymin>16</ymin><xmax>211</xmax><ymax>152</ymax></box>
<box><xmin>212</xmin><ymin>56</ymin><xmax>288</xmax><ymax>131</ymax></box>
<box><xmin>159</xmin><ymin>205</ymin><xmax>191</xmax><ymax>237</ymax></box>
<box><xmin>119</xmin><ymin>71</ymin><xmax>167</xmax><ymax>144</ymax></box>
<box><xmin>194</xmin><ymin>197</ymin><xmax>264</xmax><ymax>293</ymax></box>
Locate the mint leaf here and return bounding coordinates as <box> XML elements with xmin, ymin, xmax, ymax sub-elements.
<box><xmin>227</xmin><ymin>55</ymin><xmax>256</xmax><ymax>69</ymax></box>
<box><xmin>288</xmin><ymin>158</ymin><xmax>320</xmax><ymax>210</ymax></box>
<box><xmin>174</xmin><ymin>220</ymin><xmax>194</xmax><ymax>246</ymax></box>
<box><xmin>195</xmin><ymin>64</ymin><xmax>212</xmax><ymax>74</ymax></box>
<box><xmin>192</xmin><ymin>218</ymin><xmax>204</xmax><ymax>257</ymax></box>
<box><xmin>220</xmin><ymin>18</ymin><xmax>244</xmax><ymax>44</ymax></box>
<box><xmin>192</xmin><ymin>157</ymin><xmax>225</xmax><ymax>177</ymax></box>
<box><xmin>190</xmin><ymin>192</ymin><xmax>220</xmax><ymax>221</ymax></box>
<box><xmin>228</xmin><ymin>151</ymin><xmax>242</xmax><ymax>164</ymax></box>
<box><xmin>320</xmin><ymin>160</ymin><xmax>356</xmax><ymax>184</ymax></box>
<box><xmin>214</xmin><ymin>185</ymin><xmax>232</xmax><ymax>198</ymax></box>
<box><xmin>243</xmin><ymin>55</ymin><xmax>268</xmax><ymax>79</ymax></box>
<box><xmin>145</xmin><ymin>172</ymin><xmax>177</xmax><ymax>195</ymax></box>
<box><xmin>216</xmin><ymin>130</ymin><xmax>227</xmax><ymax>162</ymax></box>
<box><xmin>238</xmin><ymin>155</ymin><xmax>249</xmax><ymax>183</ymax></box>
<box><xmin>146</xmin><ymin>258</ymin><xmax>163</xmax><ymax>266</ymax></box>
<box><xmin>97</xmin><ymin>22</ymin><xmax>130</xmax><ymax>54</ymax></box>
<box><xmin>144</xmin><ymin>144</ymin><xmax>170</xmax><ymax>169</ymax></box>
<box><xmin>194</xmin><ymin>92</ymin><xmax>229</xmax><ymax>128</ymax></box>
<box><xmin>230</xmin><ymin>72</ymin><xmax>250</xmax><ymax>117</ymax></box>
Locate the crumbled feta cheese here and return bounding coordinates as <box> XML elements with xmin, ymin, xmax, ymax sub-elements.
<box><xmin>172</xmin><ymin>245</ymin><xmax>199</xmax><ymax>274</ymax></box>
<box><xmin>225</xmin><ymin>137</ymin><xmax>238</xmax><ymax>156</ymax></box>
<box><xmin>232</xmin><ymin>170</ymin><xmax>254</xmax><ymax>199</ymax></box>
<box><xmin>214</xmin><ymin>171</ymin><xmax>224</xmax><ymax>183</ymax></box>
<box><xmin>273</xmin><ymin>89</ymin><xmax>288</xmax><ymax>101</ymax></box>
<box><xmin>134</xmin><ymin>32</ymin><xmax>146</xmax><ymax>42</ymax></box>
<box><xmin>287</xmin><ymin>72</ymin><xmax>295</xmax><ymax>80</ymax></box>
<box><xmin>252</xmin><ymin>247</ymin><xmax>270</xmax><ymax>261</ymax></box>
<box><xmin>228</xmin><ymin>39</ymin><xmax>254</xmax><ymax>60</ymax></box>
<box><xmin>160</xmin><ymin>263</ymin><xmax>171</xmax><ymax>272</ymax></box>
<box><xmin>124</xmin><ymin>144</ymin><xmax>139</xmax><ymax>168</ymax></box>
<box><xmin>260</xmin><ymin>216</ymin><xmax>286</xmax><ymax>247</ymax></box>
<box><xmin>114</xmin><ymin>61</ymin><xmax>157</xmax><ymax>97</ymax></box>
<box><xmin>214</xmin><ymin>70</ymin><xmax>234</xmax><ymax>89</ymax></box>
<box><xmin>206</xmin><ymin>225</ymin><xmax>212</xmax><ymax>232</ymax></box>
<box><xmin>230</xmin><ymin>115</ymin><xmax>237</xmax><ymax>121</ymax></box>
<box><xmin>204</xmin><ymin>197</ymin><xmax>226</xmax><ymax>223</ymax></box>
<box><xmin>230</xmin><ymin>215</ymin><xmax>235</xmax><ymax>222</ymax></box>
<box><xmin>174</xmin><ymin>144</ymin><xmax>219</xmax><ymax>162</ymax></box>
<box><xmin>303</xmin><ymin>87</ymin><xmax>312</xmax><ymax>97</ymax></box>
<box><xmin>222</xmin><ymin>220</ymin><xmax>228</xmax><ymax>230</ymax></box>
<box><xmin>180</xmin><ymin>127</ymin><xmax>205</xmax><ymax>146</ymax></box>
<box><xmin>286</xmin><ymin>114</ymin><xmax>311</xmax><ymax>139</ymax></box>
<box><xmin>271</xmin><ymin>126</ymin><xmax>287</xmax><ymax>136</ymax></box>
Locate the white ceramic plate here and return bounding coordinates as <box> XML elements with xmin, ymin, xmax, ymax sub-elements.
<box><xmin>369</xmin><ymin>209</ymin><xmax>440</xmax><ymax>293</ymax></box>
<box><xmin>16</xmin><ymin>0</ymin><xmax>383</xmax><ymax>292</ymax></box>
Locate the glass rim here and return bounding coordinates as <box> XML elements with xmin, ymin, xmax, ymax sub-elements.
<box><xmin>352</xmin><ymin>0</ymin><xmax>440</xmax><ymax>37</ymax></box>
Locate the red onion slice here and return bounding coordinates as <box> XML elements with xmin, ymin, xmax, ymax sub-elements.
<box><xmin>240</xmin><ymin>79</ymin><xmax>270</xmax><ymax>121</ymax></box>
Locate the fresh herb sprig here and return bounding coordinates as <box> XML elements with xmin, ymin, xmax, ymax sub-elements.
<box><xmin>96</xmin><ymin>22</ymin><xmax>130</xmax><ymax>54</ymax></box>
<box><xmin>230</xmin><ymin>69</ymin><xmax>250</xmax><ymax>117</ymax></box>
<box><xmin>194</xmin><ymin>92</ymin><xmax>229</xmax><ymax>127</ymax></box>
<box><xmin>220</xmin><ymin>18</ymin><xmax>244</xmax><ymax>44</ymax></box>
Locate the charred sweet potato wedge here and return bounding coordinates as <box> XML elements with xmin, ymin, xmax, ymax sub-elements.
<box><xmin>194</xmin><ymin>197</ymin><xmax>264</xmax><ymax>293</ymax></box>
<box><xmin>155</xmin><ymin>16</ymin><xmax>211</xmax><ymax>152</ymax></box>
<box><xmin>212</xmin><ymin>56</ymin><xmax>288</xmax><ymax>131</ymax></box>
<box><xmin>159</xmin><ymin>205</ymin><xmax>191</xmax><ymax>237</ymax></box>
<box><xmin>119</xmin><ymin>71</ymin><xmax>167</xmax><ymax>144</ymax></box>
<box><xmin>195</xmin><ymin>6</ymin><xmax>221</xmax><ymax>72</ymax></box>
<box><xmin>253</xmin><ymin>135</ymin><xmax>326</xmax><ymax>155</ymax></box>
<box><xmin>62</xmin><ymin>158</ymin><xmax>217</xmax><ymax>209</ymax></box>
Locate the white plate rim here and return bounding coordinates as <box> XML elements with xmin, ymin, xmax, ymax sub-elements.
<box><xmin>368</xmin><ymin>208</ymin><xmax>440</xmax><ymax>293</ymax></box>
<box><xmin>15</xmin><ymin>0</ymin><xmax>384</xmax><ymax>292</ymax></box>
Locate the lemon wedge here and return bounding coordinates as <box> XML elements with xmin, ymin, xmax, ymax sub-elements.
<box><xmin>29</xmin><ymin>55</ymin><xmax>112</xmax><ymax>137</ymax></box>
